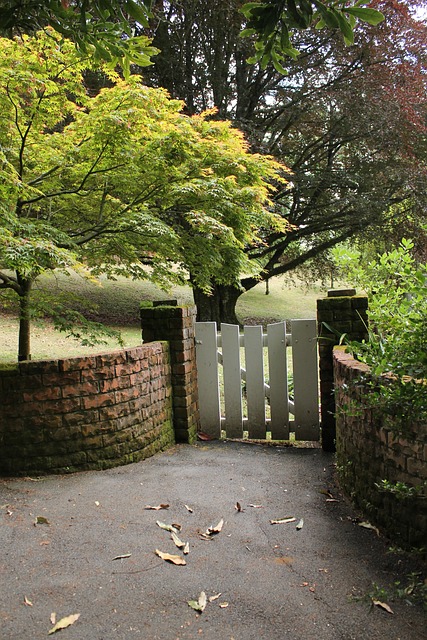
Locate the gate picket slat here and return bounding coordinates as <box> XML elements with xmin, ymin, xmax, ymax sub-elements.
<box><xmin>244</xmin><ymin>325</ymin><xmax>266</xmax><ymax>439</ymax></box>
<box><xmin>195</xmin><ymin>322</ymin><xmax>221</xmax><ymax>438</ymax></box>
<box><xmin>267</xmin><ymin>322</ymin><xmax>289</xmax><ymax>440</ymax></box>
<box><xmin>291</xmin><ymin>319</ymin><xmax>320</xmax><ymax>441</ymax></box>
<box><xmin>195</xmin><ymin>319</ymin><xmax>319</xmax><ymax>443</ymax></box>
<box><xmin>221</xmin><ymin>323</ymin><xmax>243</xmax><ymax>438</ymax></box>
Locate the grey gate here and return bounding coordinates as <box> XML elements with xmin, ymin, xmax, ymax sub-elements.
<box><xmin>195</xmin><ymin>320</ymin><xmax>319</xmax><ymax>441</ymax></box>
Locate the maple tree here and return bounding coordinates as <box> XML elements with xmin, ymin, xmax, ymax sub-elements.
<box><xmin>0</xmin><ymin>29</ymin><xmax>286</xmax><ymax>360</ymax></box>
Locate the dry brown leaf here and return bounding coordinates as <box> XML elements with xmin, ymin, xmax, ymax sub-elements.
<box><xmin>219</xmin><ymin>602</ymin><xmax>229</xmax><ymax>608</ymax></box>
<box><xmin>24</xmin><ymin>596</ymin><xmax>33</xmax><ymax>607</ymax></box>
<box><xmin>156</xmin><ymin>520</ymin><xmax>179</xmax><ymax>533</ymax></box>
<box><xmin>112</xmin><ymin>553</ymin><xmax>132</xmax><ymax>561</ymax></box>
<box><xmin>206</xmin><ymin>518</ymin><xmax>224</xmax><ymax>535</ymax></box>
<box><xmin>48</xmin><ymin>613</ymin><xmax>80</xmax><ymax>634</ymax></box>
<box><xmin>197</xmin><ymin>431</ymin><xmax>215</xmax><ymax>441</ymax></box>
<box><xmin>183</xmin><ymin>542</ymin><xmax>190</xmax><ymax>555</ymax></box>
<box><xmin>358</xmin><ymin>521</ymin><xmax>380</xmax><ymax>536</ymax></box>
<box><xmin>235</xmin><ymin>502</ymin><xmax>244</xmax><ymax>512</ymax></box>
<box><xmin>50</xmin><ymin>613</ymin><xmax>56</xmax><ymax>625</ymax></box>
<box><xmin>171</xmin><ymin>532</ymin><xmax>185</xmax><ymax>549</ymax></box>
<box><xmin>372</xmin><ymin>599</ymin><xmax>394</xmax><ymax>614</ymax></box>
<box><xmin>209</xmin><ymin>593</ymin><xmax>222</xmax><ymax>602</ymax></box>
<box><xmin>144</xmin><ymin>504</ymin><xmax>169</xmax><ymax>510</ymax></box>
<box><xmin>270</xmin><ymin>517</ymin><xmax>296</xmax><ymax>525</ymax></box>
<box><xmin>248</xmin><ymin>504</ymin><xmax>263</xmax><ymax>508</ymax></box>
<box><xmin>155</xmin><ymin>549</ymin><xmax>186</xmax><ymax>565</ymax></box>
<box><xmin>319</xmin><ymin>489</ymin><xmax>334</xmax><ymax>498</ymax></box>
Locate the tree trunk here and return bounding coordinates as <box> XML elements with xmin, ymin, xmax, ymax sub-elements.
<box><xmin>17</xmin><ymin>275</ymin><xmax>32</xmax><ymax>361</ymax></box>
<box><xmin>193</xmin><ymin>283</ymin><xmax>243</xmax><ymax>325</ymax></box>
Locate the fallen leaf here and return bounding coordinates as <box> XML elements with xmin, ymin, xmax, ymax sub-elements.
<box><xmin>219</xmin><ymin>602</ymin><xmax>229</xmax><ymax>608</ymax></box>
<box><xmin>40</xmin><ymin>540</ymin><xmax>50</xmax><ymax>546</ymax></box>
<box><xmin>171</xmin><ymin>532</ymin><xmax>186</xmax><ymax>549</ymax></box>
<box><xmin>24</xmin><ymin>596</ymin><xmax>33</xmax><ymax>607</ymax></box>
<box><xmin>50</xmin><ymin>613</ymin><xmax>56</xmax><ymax>625</ymax></box>
<box><xmin>112</xmin><ymin>554</ymin><xmax>132</xmax><ymax>561</ymax></box>
<box><xmin>235</xmin><ymin>502</ymin><xmax>244</xmax><ymax>512</ymax></box>
<box><xmin>200</xmin><ymin>518</ymin><xmax>224</xmax><ymax>538</ymax></box>
<box><xmin>48</xmin><ymin>613</ymin><xmax>80</xmax><ymax>634</ymax></box>
<box><xmin>325</xmin><ymin>498</ymin><xmax>339</xmax><ymax>502</ymax></box>
<box><xmin>197</xmin><ymin>431</ymin><xmax>215</xmax><ymax>441</ymax></box>
<box><xmin>155</xmin><ymin>549</ymin><xmax>186</xmax><ymax>565</ymax></box>
<box><xmin>156</xmin><ymin>520</ymin><xmax>179</xmax><ymax>534</ymax></box>
<box><xmin>94</xmin><ymin>501</ymin><xmax>100</xmax><ymax>506</ymax></box>
<box><xmin>183</xmin><ymin>542</ymin><xmax>190</xmax><ymax>555</ymax></box>
<box><xmin>358</xmin><ymin>521</ymin><xmax>380</xmax><ymax>536</ymax></box>
<box><xmin>34</xmin><ymin>516</ymin><xmax>50</xmax><ymax>526</ymax></box>
<box><xmin>248</xmin><ymin>504</ymin><xmax>263</xmax><ymax>508</ymax></box>
<box><xmin>372</xmin><ymin>599</ymin><xmax>394</xmax><ymax>614</ymax></box>
<box><xmin>270</xmin><ymin>517</ymin><xmax>296</xmax><ymax>525</ymax></box>
<box><xmin>209</xmin><ymin>593</ymin><xmax>222</xmax><ymax>602</ymax></box>
<box><xmin>207</xmin><ymin>518</ymin><xmax>224</xmax><ymax>535</ymax></box>
<box><xmin>184</xmin><ymin>504</ymin><xmax>193</xmax><ymax>513</ymax></box>
<box><xmin>319</xmin><ymin>489</ymin><xmax>334</xmax><ymax>498</ymax></box>
<box><xmin>188</xmin><ymin>591</ymin><xmax>207</xmax><ymax>612</ymax></box>
<box><xmin>296</xmin><ymin>518</ymin><xmax>304</xmax><ymax>530</ymax></box>
<box><xmin>144</xmin><ymin>504</ymin><xmax>169</xmax><ymax>510</ymax></box>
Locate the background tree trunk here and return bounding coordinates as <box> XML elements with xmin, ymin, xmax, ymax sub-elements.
<box><xmin>193</xmin><ymin>283</ymin><xmax>242</xmax><ymax>325</ymax></box>
<box><xmin>17</xmin><ymin>275</ymin><xmax>32</xmax><ymax>361</ymax></box>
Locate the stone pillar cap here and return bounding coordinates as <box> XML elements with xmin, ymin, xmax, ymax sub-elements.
<box><xmin>327</xmin><ymin>288</ymin><xmax>356</xmax><ymax>297</ymax></box>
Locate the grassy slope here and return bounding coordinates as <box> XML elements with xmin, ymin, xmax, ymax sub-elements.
<box><xmin>0</xmin><ymin>272</ymin><xmax>329</xmax><ymax>363</ymax></box>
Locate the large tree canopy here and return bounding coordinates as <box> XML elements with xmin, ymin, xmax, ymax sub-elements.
<box><xmin>0</xmin><ymin>29</ymin><xmax>287</xmax><ymax>359</ymax></box>
<box><xmin>0</xmin><ymin>0</ymin><xmax>384</xmax><ymax>74</ymax></box>
<box><xmin>143</xmin><ymin>0</ymin><xmax>427</xmax><ymax>323</ymax></box>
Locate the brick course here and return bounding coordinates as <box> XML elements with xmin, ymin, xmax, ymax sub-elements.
<box><xmin>0</xmin><ymin>343</ymin><xmax>175</xmax><ymax>475</ymax></box>
<box><xmin>334</xmin><ymin>346</ymin><xmax>427</xmax><ymax>549</ymax></box>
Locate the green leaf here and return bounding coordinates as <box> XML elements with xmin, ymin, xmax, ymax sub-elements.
<box><xmin>345</xmin><ymin>7</ymin><xmax>384</xmax><ymax>26</ymax></box>
<box><xmin>124</xmin><ymin>0</ymin><xmax>151</xmax><ymax>27</ymax></box>
<box><xmin>240</xmin><ymin>2</ymin><xmax>264</xmax><ymax>19</ymax></box>
<box><xmin>334</xmin><ymin>11</ymin><xmax>355</xmax><ymax>45</ymax></box>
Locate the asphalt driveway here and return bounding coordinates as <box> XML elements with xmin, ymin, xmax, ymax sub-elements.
<box><xmin>0</xmin><ymin>441</ymin><xmax>425</xmax><ymax>639</ymax></box>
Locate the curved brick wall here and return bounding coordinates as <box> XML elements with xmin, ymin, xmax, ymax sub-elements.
<box><xmin>334</xmin><ymin>346</ymin><xmax>427</xmax><ymax>549</ymax></box>
<box><xmin>0</xmin><ymin>343</ymin><xmax>175</xmax><ymax>475</ymax></box>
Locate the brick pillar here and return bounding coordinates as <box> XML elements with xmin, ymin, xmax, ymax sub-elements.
<box><xmin>140</xmin><ymin>304</ymin><xmax>200</xmax><ymax>443</ymax></box>
<box><xmin>317</xmin><ymin>289</ymin><xmax>368</xmax><ymax>452</ymax></box>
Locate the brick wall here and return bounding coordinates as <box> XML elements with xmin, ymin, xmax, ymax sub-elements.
<box><xmin>140</xmin><ymin>304</ymin><xmax>200</xmax><ymax>443</ymax></box>
<box><xmin>334</xmin><ymin>346</ymin><xmax>427</xmax><ymax>549</ymax></box>
<box><xmin>317</xmin><ymin>290</ymin><xmax>368</xmax><ymax>451</ymax></box>
<box><xmin>0</xmin><ymin>343</ymin><xmax>175</xmax><ymax>475</ymax></box>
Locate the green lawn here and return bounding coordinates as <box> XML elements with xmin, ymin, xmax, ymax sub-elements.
<box><xmin>0</xmin><ymin>271</ymin><xmax>334</xmax><ymax>364</ymax></box>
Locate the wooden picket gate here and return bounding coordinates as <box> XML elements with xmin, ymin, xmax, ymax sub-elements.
<box><xmin>195</xmin><ymin>320</ymin><xmax>319</xmax><ymax>441</ymax></box>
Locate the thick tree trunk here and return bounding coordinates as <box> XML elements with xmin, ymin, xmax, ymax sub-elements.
<box><xmin>17</xmin><ymin>275</ymin><xmax>32</xmax><ymax>361</ymax></box>
<box><xmin>193</xmin><ymin>283</ymin><xmax>243</xmax><ymax>325</ymax></box>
